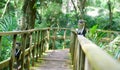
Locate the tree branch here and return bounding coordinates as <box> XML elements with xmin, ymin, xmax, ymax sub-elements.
<box><xmin>1</xmin><ymin>0</ymin><xmax>11</xmax><ymax>18</ymax></box>
<box><xmin>71</xmin><ymin>0</ymin><xmax>77</xmax><ymax>11</ymax></box>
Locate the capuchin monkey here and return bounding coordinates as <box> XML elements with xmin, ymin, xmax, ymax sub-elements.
<box><xmin>77</xmin><ymin>19</ymin><xmax>86</xmax><ymax>36</ymax></box>
<box><xmin>15</xmin><ymin>42</ymin><xmax>21</xmax><ymax>60</ymax></box>
<box><xmin>14</xmin><ymin>42</ymin><xmax>21</xmax><ymax>70</ymax></box>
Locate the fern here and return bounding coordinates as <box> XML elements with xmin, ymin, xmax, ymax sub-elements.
<box><xmin>0</xmin><ymin>15</ymin><xmax>17</xmax><ymax>32</ymax></box>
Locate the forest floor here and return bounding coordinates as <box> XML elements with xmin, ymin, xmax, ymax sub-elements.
<box><xmin>30</xmin><ymin>49</ymin><xmax>72</xmax><ymax>70</ymax></box>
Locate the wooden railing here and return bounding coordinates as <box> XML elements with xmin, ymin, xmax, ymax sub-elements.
<box><xmin>0</xmin><ymin>28</ymin><xmax>70</xmax><ymax>70</ymax></box>
<box><xmin>70</xmin><ymin>30</ymin><xmax>120</xmax><ymax>70</ymax></box>
<box><xmin>1</xmin><ymin>27</ymin><xmax>120</xmax><ymax>70</ymax></box>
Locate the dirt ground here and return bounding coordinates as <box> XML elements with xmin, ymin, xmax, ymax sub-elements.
<box><xmin>30</xmin><ymin>49</ymin><xmax>72</xmax><ymax>70</ymax></box>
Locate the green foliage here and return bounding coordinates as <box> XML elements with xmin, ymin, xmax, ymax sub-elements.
<box><xmin>42</xmin><ymin>3</ymin><xmax>62</xmax><ymax>27</ymax></box>
<box><xmin>0</xmin><ymin>0</ymin><xmax>6</xmax><ymax>8</ymax></box>
<box><xmin>86</xmin><ymin>25</ymin><xmax>106</xmax><ymax>46</ymax></box>
<box><xmin>0</xmin><ymin>0</ymin><xmax>6</xmax><ymax>15</ymax></box>
<box><xmin>84</xmin><ymin>15</ymin><xmax>96</xmax><ymax>28</ymax></box>
<box><xmin>85</xmin><ymin>10</ymin><xmax>120</xmax><ymax>31</ymax></box>
<box><xmin>86</xmin><ymin>25</ymin><xmax>98</xmax><ymax>42</ymax></box>
<box><xmin>37</xmin><ymin>2</ymin><xmax>78</xmax><ymax>28</ymax></box>
<box><xmin>0</xmin><ymin>14</ymin><xmax>17</xmax><ymax>61</ymax></box>
<box><xmin>112</xmin><ymin>12</ymin><xmax>120</xmax><ymax>31</ymax></box>
<box><xmin>0</xmin><ymin>14</ymin><xmax>17</xmax><ymax>31</ymax></box>
<box><xmin>105</xmin><ymin>36</ymin><xmax>120</xmax><ymax>57</ymax></box>
<box><xmin>0</xmin><ymin>0</ymin><xmax>120</xmax><ymax>62</ymax></box>
<box><xmin>0</xmin><ymin>36</ymin><xmax>12</xmax><ymax>61</ymax></box>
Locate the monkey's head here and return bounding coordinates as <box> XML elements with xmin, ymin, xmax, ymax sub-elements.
<box><xmin>78</xmin><ymin>19</ymin><xmax>85</xmax><ymax>29</ymax></box>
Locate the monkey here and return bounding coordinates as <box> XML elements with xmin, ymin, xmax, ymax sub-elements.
<box><xmin>14</xmin><ymin>42</ymin><xmax>21</xmax><ymax>70</ymax></box>
<box><xmin>15</xmin><ymin>42</ymin><xmax>21</xmax><ymax>60</ymax></box>
<box><xmin>77</xmin><ymin>19</ymin><xmax>86</xmax><ymax>36</ymax></box>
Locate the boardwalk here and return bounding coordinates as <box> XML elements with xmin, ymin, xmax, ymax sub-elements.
<box><xmin>31</xmin><ymin>49</ymin><xmax>72</xmax><ymax>70</ymax></box>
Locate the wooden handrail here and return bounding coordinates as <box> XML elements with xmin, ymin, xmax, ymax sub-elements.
<box><xmin>1</xmin><ymin>27</ymin><xmax>120</xmax><ymax>70</ymax></box>
<box><xmin>78</xmin><ymin>35</ymin><xmax>120</xmax><ymax>70</ymax></box>
<box><xmin>0</xmin><ymin>28</ymin><xmax>70</xmax><ymax>70</ymax></box>
<box><xmin>0</xmin><ymin>28</ymin><xmax>70</xmax><ymax>35</ymax></box>
<box><xmin>70</xmin><ymin>30</ymin><xmax>120</xmax><ymax>70</ymax></box>
<box><xmin>0</xmin><ymin>58</ymin><xmax>10</xmax><ymax>69</ymax></box>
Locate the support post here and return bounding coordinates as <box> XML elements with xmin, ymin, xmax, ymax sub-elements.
<box><xmin>27</xmin><ymin>32</ymin><xmax>32</xmax><ymax>70</ymax></box>
<box><xmin>10</xmin><ymin>35</ymin><xmax>17</xmax><ymax>70</ymax></box>
<box><xmin>21</xmin><ymin>34</ymin><xmax>27</xmax><ymax>70</ymax></box>
<box><xmin>46</xmin><ymin>29</ymin><xmax>50</xmax><ymax>51</ymax></box>
<box><xmin>63</xmin><ymin>29</ymin><xmax>66</xmax><ymax>49</ymax></box>
<box><xmin>32</xmin><ymin>32</ymin><xmax>36</xmax><ymax>66</ymax></box>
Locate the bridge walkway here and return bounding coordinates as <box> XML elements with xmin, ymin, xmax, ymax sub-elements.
<box><xmin>30</xmin><ymin>49</ymin><xmax>72</xmax><ymax>70</ymax></box>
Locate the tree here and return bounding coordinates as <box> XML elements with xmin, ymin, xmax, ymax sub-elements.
<box><xmin>107</xmin><ymin>0</ymin><xmax>113</xmax><ymax>30</ymax></box>
<box><xmin>21</xmin><ymin>0</ymin><xmax>36</xmax><ymax>30</ymax></box>
<box><xmin>70</xmin><ymin>0</ymin><xmax>87</xmax><ymax>19</ymax></box>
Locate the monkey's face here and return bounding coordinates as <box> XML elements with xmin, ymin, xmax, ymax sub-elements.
<box><xmin>78</xmin><ymin>22</ymin><xmax>85</xmax><ymax>29</ymax></box>
<box><xmin>15</xmin><ymin>42</ymin><xmax>21</xmax><ymax>49</ymax></box>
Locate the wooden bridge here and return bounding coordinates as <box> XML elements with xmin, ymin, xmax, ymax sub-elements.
<box><xmin>0</xmin><ymin>28</ymin><xmax>120</xmax><ymax>70</ymax></box>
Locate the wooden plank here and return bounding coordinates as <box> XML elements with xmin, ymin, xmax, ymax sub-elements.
<box><xmin>0</xmin><ymin>30</ymin><xmax>33</xmax><ymax>36</ymax></box>
<box><xmin>0</xmin><ymin>58</ymin><xmax>10</xmax><ymax>69</ymax></box>
<box><xmin>0</xmin><ymin>28</ymin><xmax>48</xmax><ymax>36</ymax></box>
<box><xmin>39</xmin><ymin>58</ymin><xmax>67</xmax><ymax>61</ymax></box>
<box><xmin>78</xmin><ymin>35</ymin><xmax>120</xmax><ymax>70</ymax></box>
<box><xmin>0</xmin><ymin>28</ymin><xmax>70</xmax><ymax>36</ymax></box>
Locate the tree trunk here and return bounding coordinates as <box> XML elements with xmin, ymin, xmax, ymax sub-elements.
<box><xmin>107</xmin><ymin>0</ymin><xmax>113</xmax><ymax>29</ymax></box>
<box><xmin>71</xmin><ymin>0</ymin><xmax>77</xmax><ymax>11</ymax></box>
<box><xmin>21</xmin><ymin>1</ymin><xmax>36</xmax><ymax>69</ymax></box>
<box><xmin>22</xmin><ymin>0</ymin><xmax>36</xmax><ymax>30</ymax></box>
<box><xmin>78</xmin><ymin>0</ymin><xmax>86</xmax><ymax>19</ymax></box>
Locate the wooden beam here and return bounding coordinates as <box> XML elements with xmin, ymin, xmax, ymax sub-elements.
<box><xmin>39</xmin><ymin>58</ymin><xmax>67</xmax><ymax>61</ymax></box>
<box><xmin>0</xmin><ymin>58</ymin><xmax>10</xmax><ymax>69</ymax></box>
<box><xmin>78</xmin><ymin>35</ymin><xmax>120</xmax><ymax>70</ymax></box>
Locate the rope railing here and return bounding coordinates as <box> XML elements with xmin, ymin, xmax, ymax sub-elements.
<box><xmin>0</xmin><ymin>28</ymin><xmax>70</xmax><ymax>70</ymax></box>
<box><xmin>70</xmin><ymin>30</ymin><xmax>120</xmax><ymax>70</ymax></box>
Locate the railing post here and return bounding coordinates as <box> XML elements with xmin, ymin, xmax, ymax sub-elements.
<box><xmin>45</xmin><ymin>29</ymin><xmax>50</xmax><ymax>51</ymax></box>
<box><xmin>73</xmin><ymin>36</ymin><xmax>79</xmax><ymax>70</ymax></box>
<box><xmin>36</xmin><ymin>31</ymin><xmax>40</xmax><ymax>60</ymax></box>
<box><xmin>70</xmin><ymin>32</ymin><xmax>77</xmax><ymax>65</ymax></box>
<box><xmin>0</xmin><ymin>36</ymin><xmax>2</xmax><ymax>58</ymax></box>
<box><xmin>27</xmin><ymin>32</ymin><xmax>32</xmax><ymax>70</ymax></box>
<box><xmin>79</xmin><ymin>44</ymin><xmax>85</xmax><ymax>70</ymax></box>
<box><xmin>21</xmin><ymin>34</ymin><xmax>27</xmax><ymax>70</ymax></box>
<box><xmin>35</xmin><ymin>31</ymin><xmax>38</xmax><ymax>61</ymax></box>
<box><xmin>32</xmin><ymin>31</ymin><xmax>37</xmax><ymax>66</ymax></box>
<box><xmin>40</xmin><ymin>30</ymin><xmax>45</xmax><ymax>54</ymax></box>
<box><xmin>39</xmin><ymin>31</ymin><xmax>43</xmax><ymax>58</ymax></box>
<box><xmin>42</xmin><ymin>30</ymin><xmax>46</xmax><ymax>52</ymax></box>
<box><xmin>41</xmin><ymin>31</ymin><xmax>44</xmax><ymax>53</ymax></box>
<box><xmin>53</xmin><ymin>29</ymin><xmax>56</xmax><ymax>49</ymax></box>
<box><xmin>10</xmin><ymin>34</ymin><xmax>17</xmax><ymax>70</ymax></box>
<box><xmin>39</xmin><ymin>31</ymin><xmax>42</xmax><ymax>58</ymax></box>
<box><xmin>63</xmin><ymin>29</ymin><xmax>66</xmax><ymax>49</ymax></box>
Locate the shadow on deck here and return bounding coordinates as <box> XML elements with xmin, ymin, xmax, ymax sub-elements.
<box><xmin>30</xmin><ymin>49</ymin><xmax>72</xmax><ymax>70</ymax></box>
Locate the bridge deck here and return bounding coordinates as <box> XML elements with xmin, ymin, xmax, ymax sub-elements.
<box><xmin>30</xmin><ymin>49</ymin><xmax>72</xmax><ymax>70</ymax></box>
